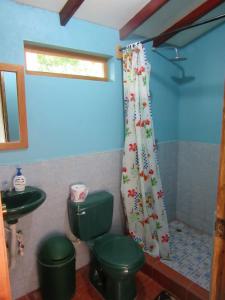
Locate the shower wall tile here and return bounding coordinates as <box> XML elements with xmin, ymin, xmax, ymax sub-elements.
<box><xmin>158</xmin><ymin>141</ymin><xmax>178</xmax><ymax>222</ymax></box>
<box><xmin>3</xmin><ymin>140</ymin><xmax>218</xmax><ymax>298</ymax></box>
<box><xmin>0</xmin><ymin>150</ymin><xmax>124</xmax><ymax>299</ymax></box>
<box><xmin>176</xmin><ymin>142</ymin><xmax>220</xmax><ymax>235</ymax></box>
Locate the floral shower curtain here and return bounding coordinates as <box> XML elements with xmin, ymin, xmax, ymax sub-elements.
<box><xmin>121</xmin><ymin>43</ymin><xmax>170</xmax><ymax>259</ymax></box>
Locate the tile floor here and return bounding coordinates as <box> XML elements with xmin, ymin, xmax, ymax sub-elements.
<box><xmin>17</xmin><ymin>266</ymin><xmax>165</xmax><ymax>300</ymax></box>
<box><xmin>161</xmin><ymin>220</ymin><xmax>212</xmax><ymax>291</ymax></box>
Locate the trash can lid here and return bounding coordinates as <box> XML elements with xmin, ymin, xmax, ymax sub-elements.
<box><xmin>38</xmin><ymin>234</ymin><xmax>75</xmax><ymax>265</ymax></box>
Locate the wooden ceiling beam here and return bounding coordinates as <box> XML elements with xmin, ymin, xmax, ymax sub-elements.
<box><xmin>153</xmin><ymin>0</ymin><xmax>224</xmax><ymax>47</ymax></box>
<box><xmin>119</xmin><ymin>0</ymin><xmax>169</xmax><ymax>40</ymax></box>
<box><xmin>60</xmin><ymin>0</ymin><xmax>85</xmax><ymax>26</ymax></box>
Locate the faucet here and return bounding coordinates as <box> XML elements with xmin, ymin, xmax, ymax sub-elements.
<box><xmin>1</xmin><ymin>180</ymin><xmax>12</xmax><ymax>193</ymax></box>
<box><xmin>1</xmin><ymin>181</ymin><xmax>11</xmax><ymax>215</ymax></box>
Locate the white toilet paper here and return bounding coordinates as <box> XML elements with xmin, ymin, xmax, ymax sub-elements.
<box><xmin>70</xmin><ymin>184</ymin><xmax>88</xmax><ymax>202</ymax></box>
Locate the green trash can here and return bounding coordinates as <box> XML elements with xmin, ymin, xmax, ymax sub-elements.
<box><xmin>38</xmin><ymin>234</ymin><xmax>76</xmax><ymax>300</ymax></box>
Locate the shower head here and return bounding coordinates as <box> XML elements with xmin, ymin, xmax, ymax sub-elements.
<box><xmin>152</xmin><ymin>46</ymin><xmax>193</xmax><ymax>84</ymax></box>
<box><xmin>171</xmin><ymin>75</ymin><xmax>195</xmax><ymax>84</ymax></box>
<box><xmin>170</xmin><ymin>57</ymin><xmax>187</xmax><ymax>62</ymax></box>
<box><xmin>171</xmin><ymin>68</ymin><xmax>195</xmax><ymax>84</ymax></box>
<box><xmin>169</xmin><ymin>48</ymin><xmax>187</xmax><ymax>62</ymax></box>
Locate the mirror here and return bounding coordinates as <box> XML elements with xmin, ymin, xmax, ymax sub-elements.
<box><xmin>0</xmin><ymin>63</ymin><xmax>28</xmax><ymax>150</ymax></box>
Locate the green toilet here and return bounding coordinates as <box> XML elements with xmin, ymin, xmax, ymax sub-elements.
<box><xmin>68</xmin><ymin>191</ymin><xmax>145</xmax><ymax>300</ymax></box>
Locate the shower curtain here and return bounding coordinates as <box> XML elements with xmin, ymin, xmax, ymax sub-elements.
<box><xmin>121</xmin><ymin>43</ymin><xmax>170</xmax><ymax>259</ymax></box>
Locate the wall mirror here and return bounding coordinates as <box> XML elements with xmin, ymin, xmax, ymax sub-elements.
<box><xmin>0</xmin><ymin>63</ymin><xmax>28</xmax><ymax>150</ymax></box>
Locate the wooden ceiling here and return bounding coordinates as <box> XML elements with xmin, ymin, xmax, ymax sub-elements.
<box><xmin>119</xmin><ymin>0</ymin><xmax>169</xmax><ymax>40</ymax></box>
<box><xmin>151</xmin><ymin>0</ymin><xmax>224</xmax><ymax>47</ymax></box>
<box><xmin>59</xmin><ymin>0</ymin><xmax>225</xmax><ymax>47</ymax></box>
<box><xmin>16</xmin><ymin>0</ymin><xmax>225</xmax><ymax>47</ymax></box>
<box><xmin>60</xmin><ymin>0</ymin><xmax>85</xmax><ymax>26</ymax></box>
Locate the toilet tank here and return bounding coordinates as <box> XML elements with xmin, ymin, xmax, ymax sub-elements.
<box><xmin>68</xmin><ymin>191</ymin><xmax>113</xmax><ymax>241</ymax></box>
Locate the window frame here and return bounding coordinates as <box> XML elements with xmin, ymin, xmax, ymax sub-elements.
<box><xmin>24</xmin><ymin>44</ymin><xmax>108</xmax><ymax>81</ymax></box>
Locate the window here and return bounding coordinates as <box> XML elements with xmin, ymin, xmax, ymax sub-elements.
<box><xmin>24</xmin><ymin>44</ymin><xmax>108</xmax><ymax>81</ymax></box>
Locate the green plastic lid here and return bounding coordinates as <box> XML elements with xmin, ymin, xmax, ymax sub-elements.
<box><xmin>93</xmin><ymin>234</ymin><xmax>144</xmax><ymax>271</ymax></box>
<box><xmin>38</xmin><ymin>235</ymin><xmax>75</xmax><ymax>265</ymax></box>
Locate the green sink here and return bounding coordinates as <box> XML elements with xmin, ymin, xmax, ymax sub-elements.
<box><xmin>1</xmin><ymin>186</ymin><xmax>46</xmax><ymax>224</ymax></box>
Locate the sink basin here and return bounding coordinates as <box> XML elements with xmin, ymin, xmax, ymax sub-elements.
<box><xmin>1</xmin><ymin>186</ymin><xmax>46</xmax><ymax>224</ymax></box>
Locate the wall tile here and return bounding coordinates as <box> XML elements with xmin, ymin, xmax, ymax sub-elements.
<box><xmin>2</xmin><ymin>141</ymin><xmax>220</xmax><ymax>298</ymax></box>
<box><xmin>0</xmin><ymin>150</ymin><xmax>123</xmax><ymax>299</ymax></box>
<box><xmin>176</xmin><ymin>142</ymin><xmax>219</xmax><ymax>234</ymax></box>
<box><xmin>158</xmin><ymin>141</ymin><xmax>178</xmax><ymax>222</ymax></box>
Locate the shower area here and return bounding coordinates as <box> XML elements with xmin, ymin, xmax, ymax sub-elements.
<box><xmin>140</xmin><ymin>21</ymin><xmax>224</xmax><ymax>292</ymax></box>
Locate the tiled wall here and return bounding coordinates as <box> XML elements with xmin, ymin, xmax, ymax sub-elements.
<box><xmin>1</xmin><ymin>150</ymin><xmax>124</xmax><ymax>299</ymax></box>
<box><xmin>174</xmin><ymin>22</ymin><xmax>224</xmax><ymax>235</ymax></box>
<box><xmin>158</xmin><ymin>141</ymin><xmax>220</xmax><ymax>235</ymax></box>
<box><xmin>1</xmin><ymin>143</ymin><xmax>219</xmax><ymax>298</ymax></box>
<box><xmin>176</xmin><ymin>142</ymin><xmax>220</xmax><ymax>235</ymax></box>
<box><xmin>2</xmin><ymin>142</ymin><xmax>178</xmax><ymax>299</ymax></box>
<box><xmin>158</xmin><ymin>141</ymin><xmax>178</xmax><ymax>222</ymax></box>
<box><xmin>0</xmin><ymin>125</ymin><xmax>219</xmax><ymax>299</ymax></box>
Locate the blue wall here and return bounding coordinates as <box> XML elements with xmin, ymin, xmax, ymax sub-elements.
<box><xmin>0</xmin><ymin>0</ymin><xmax>123</xmax><ymax>163</ymax></box>
<box><xmin>0</xmin><ymin>0</ymin><xmax>223</xmax><ymax>167</ymax></box>
<box><xmin>178</xmin><ymin>22</ymin><xmax>225</xmax><ymax>144</ymax></box>
<box><xmin>0</xmin><ymin>0</ymin><xmax>180</xmax><ymax>164</ymax></box>
<box><xmin>145</xmin><ymin>43</ymin><xmax>179</xmax><ymax>143</ymax></box>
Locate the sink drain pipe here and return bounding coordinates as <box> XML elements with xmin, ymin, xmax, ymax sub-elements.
<box><xmin>9</xmin><ymin>223</ymin><xmax>17</xmax><ymax>270</ymax></box>
<box><xmin>5</xmin><ymin>223</ymin><xmax>18</xmax><ymax>269</ymax></box>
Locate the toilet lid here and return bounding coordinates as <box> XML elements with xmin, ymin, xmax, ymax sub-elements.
<box><xmin>93</xmin><ymin>234</ymin><xmax>145</xmax><ymax>271</ymax></box>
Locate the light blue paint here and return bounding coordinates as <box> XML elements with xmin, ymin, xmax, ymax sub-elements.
<box><xmin>4</xmin><ymin>72</ymin><xmax>20</xmax><ymax>141</ymax></box>
<box><xmin>2</xmin><ymin>0</ymin><xmax>222</xmax><ymax>165</ymax></box>
<box><xmin>0</xmin><ymin>0</ymin><xmax>180</xmax><ymax>164</ymax></box>
<box><xmin>145</xmin><ymin>43</ymin><xmax>179</xmax><ymax>142</ymax></box>
<box><xmin>122</xmin><ymin>23</ymin><xmax>225</xmax><ymax>145</ymax></box>
<box><xmin>0</xmin><ymin>0</ymin><xmax>124</xmax><ymax>163</ymax></box>
<box><xmin>178</xmin><ymin>22</ymin><xmax>225</xmax><ymax>144</ymax></box>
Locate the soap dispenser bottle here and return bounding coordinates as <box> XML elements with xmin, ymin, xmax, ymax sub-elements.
<box><xmin>13</xmin><ymin>168</ymin><xmax>26</xmax><ymax>192</ymax></box>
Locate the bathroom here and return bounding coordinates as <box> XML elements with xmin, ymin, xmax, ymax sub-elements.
<box><xmin>0</xmin><ymin>0</ymin><xmax>225</xmax><ymax>299</ymax></box>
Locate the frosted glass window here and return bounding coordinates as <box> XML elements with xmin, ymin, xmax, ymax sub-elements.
<box><xmin>24</xmin><ymin>44</ymin><xmax>108</xmax><ymax>81</ymax></box>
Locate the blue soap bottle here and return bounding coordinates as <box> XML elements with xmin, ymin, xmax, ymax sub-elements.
<box><xmin>13</xmin><ymin>168</ymin><xmax>26</xmax><ymax>192</ymax></box>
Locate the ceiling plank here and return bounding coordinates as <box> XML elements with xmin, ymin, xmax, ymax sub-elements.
<box><xmin>153</xmin><ymin>0</ymin><xmax>224</xmax><ymax>47</ymax></box>
<box><xmin>60</xmin><ymin>0</ymin><xmax>85</xmax><ymax>26</ymax></box>
<box><xmin>119</xmin><ymin>0</ymin><xmax>169</xmax><ymax>40</ymax></box>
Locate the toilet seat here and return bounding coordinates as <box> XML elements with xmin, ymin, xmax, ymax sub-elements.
<box><xmin>93</xmin><ymin>234</ymin><xmax>145</xmax><ymax>272</ymax></box>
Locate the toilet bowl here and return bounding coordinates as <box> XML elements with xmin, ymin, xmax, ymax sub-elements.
<box><xmin>68</xmin><ymin>191</ymin><xmax>145</xmax><ymax>300</ymax></box>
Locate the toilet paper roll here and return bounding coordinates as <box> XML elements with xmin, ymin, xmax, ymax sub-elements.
<box><xmin>70</xmin><ymin>184</ymin><xmax>88</xmax><ymax>202</ymax></box>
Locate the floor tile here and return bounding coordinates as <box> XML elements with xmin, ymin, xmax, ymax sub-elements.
<box><xmin>161</xmin><ymin>220</ymin><xmax>212</xmax><ymax>291</ymax></box>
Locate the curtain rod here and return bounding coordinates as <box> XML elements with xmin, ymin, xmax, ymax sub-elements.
<box><xmin>119</xmin><ymin>13</ymin><xmax>225</xmax><ymax>51</ymax></box>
